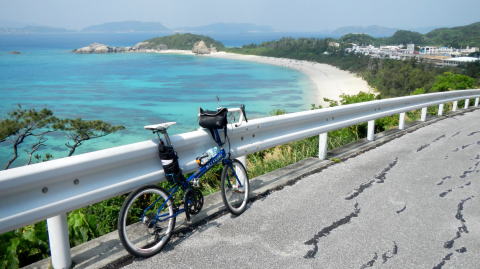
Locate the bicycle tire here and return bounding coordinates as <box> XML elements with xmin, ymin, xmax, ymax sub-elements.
<box><xmin>118</xmin><ymin>185</ymin><xmax>176</xmax><ymax>257</ymax></box>
<box><xmin>220</xmin><ymin>159</ymin><xmax>250</xmax><ymax>215</ymax></box>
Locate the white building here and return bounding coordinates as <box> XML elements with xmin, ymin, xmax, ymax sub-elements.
<box><xmin>442</xmin><ymin>57</ymin><xmax>480</xmax><ymax>66</ymax></box>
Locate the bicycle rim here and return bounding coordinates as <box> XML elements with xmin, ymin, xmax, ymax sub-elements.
<box><xmin>221</xmin><ymin>160</ymin><xmax>249</xmax><ymax>215</ymax></box>
<box><xmin>119</xmin><ymin>187</ymin><xmax>175</xmax><ymax>257</ymax></box>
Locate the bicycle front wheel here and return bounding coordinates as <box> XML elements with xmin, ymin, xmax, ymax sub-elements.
<box><xmin>118</xmin><ymin>185</ymin><xmax>176</xmax><ymax>257</ymax></box>
<box><xmin>221</xmin><ymin>159</ymin><xmax>250</xmax><ymax>215</ymax></box>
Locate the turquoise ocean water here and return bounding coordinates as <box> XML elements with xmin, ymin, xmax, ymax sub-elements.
<box><xmin>0</xmin><ymin>34</ymin><xmax>315</xmax><ymax>167</ymax></box>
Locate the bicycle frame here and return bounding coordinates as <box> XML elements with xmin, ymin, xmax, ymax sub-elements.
<box><xmin>145</xmin><ymin>142</ymin><xmax>244</xmax><ymax>224</ymax></box>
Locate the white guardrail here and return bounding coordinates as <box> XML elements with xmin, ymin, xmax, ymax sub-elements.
<box><xmin>1</xmin><ymin>90</ymin><xmax>480</xmax><ymax>268</ymax></box>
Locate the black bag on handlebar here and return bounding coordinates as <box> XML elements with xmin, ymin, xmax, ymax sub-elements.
<box><xmin>199</xmin><ymin>107</ymin><xmax>228</xmax><ymax>129</ymax></box>
<box><xmin>158</xmin><ymin>144</ymin><xmax>185</xmax><ymax>184</ymax></box>
<box><xmin>199</xmin><ymin>107</ymin><xmax>228</xmax><ymax>146</ymax></box>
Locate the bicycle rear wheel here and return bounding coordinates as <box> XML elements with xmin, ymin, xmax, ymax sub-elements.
<box><xmin>221</xmin><ymin>159</ymin><xmax>250</xmax><ymax>215</ymax></box>
<box><xmin>118</xmin><ymin>185</ymin><xmax>176</xmax><ymax>257</ymax></box>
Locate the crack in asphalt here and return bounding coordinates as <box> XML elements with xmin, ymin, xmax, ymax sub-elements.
<box><xmin>381</xmin><ymin>241</ymin><xmax>398</xmax><ymax>264</ymax></box>
<box><xmin>417</xmin><ymin>144</ymin><xmax>430</xmax><ymax>152</ymax></box>
<box><xmin>345</xmin><ymin>158</ymin><xmax>398</xmax><ymax>200</ymax></box>
<box><xmin>443</xmin><ymin>196</ymin><xmax>473</xmax><ymax>249</ymax></box>
<box><xmin>345</xmin><ymin>179</ymin><xmax>375</xmax><ymax>200</ymax></box>
<box><xmin>433</xmin><ymin>134</ymin><xmax>446</xmax><ymax>142</ymax></box>
<box><xmin>304</xmin><ymin>202</ymin><xmax>361</xmax><ymax>259</ymax></box>
<box><xmin>359</xmin><ymin>241</ymin><xmax>398</xmax><ymax>268</ymax></box>
<box><xmin>460</xmin><ymin>161</ymin><xmax>480</xmax><ymax>179</ymax></box>
<box><xmin>375</xmin><ymin>158</ymin><xmax>399</xmax><ymax>183</ymax></box>
<box><xmin>433</xmin><ymin>253</ymin><xmax>453</xmax><ymax>269</ymax></box>
<box><xmin>417</xmin><ymin>134</ymin><xmax>446</xmax><ymax>152</ymax></box>
<box><xmin>455</xmin><ymin>247</ymin><xmax>467</xmax><ymax>253</ymax></box>
<box><xmin>436</xmin><ymin>176</ymin><xmax>452</xmax><ymax>186</ymax></box>
<box><xmin>396</xmin><ymin>205</ymin><xmax>406</xmax><ymax>214</ymax></box>
<box><xmin>360</xmin><ymin>252</ymin><xmax>378</xmax><ymax>268</ymax></box>
<box><xmin>451</xmin><ymin>131</ymin><xmax>461</xmax><ymax>138</ymax></box>
<box><xmin>439</xmin><ymin>182</ymin><xmax>471</xmax><ymax>198</ymax></box>
<box><xmin>467</xmin><ymin>131</ymin><xmax>480</xmax><ymax>136</ymax></box>
<box><xmin>461</xmin><ymin>143</ymin><xmax>473</xmax><ymax>150</ymax></box>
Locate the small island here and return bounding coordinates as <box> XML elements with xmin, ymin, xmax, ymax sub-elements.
<box><xmin>73</xmin><ymin>33</ymin><xmax>223</xmax><ymax>55</ymax></box>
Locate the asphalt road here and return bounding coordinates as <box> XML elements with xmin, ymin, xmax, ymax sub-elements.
<box><xmin>123</xmin><ymin>110</ymin><xmax>480</xmax><ymax>269</ymax></box>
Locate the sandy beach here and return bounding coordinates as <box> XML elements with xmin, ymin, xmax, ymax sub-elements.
<box><xmin>206</xmin><ymin>52</ymin><xmax>372</xmax><ymax>107</ymax></box>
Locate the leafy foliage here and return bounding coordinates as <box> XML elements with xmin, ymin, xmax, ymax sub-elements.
<box><xmin>430</xmin><ymin>72</ymin><xmax>476</xmax><ymax>91</ymax></box>
<box><xmin>145</xmin><ymin>33</ymin><xmax>225</xmax><ymax>50</ymax></box>
<box><xmin>0</xmin><ymin>107</ymin><xmax>126</xmax><ymax>268</ymax></box>
<box><xmin>340</xmin><ymin>33</ymin><xmax>376</xmax><ymax>45</ymax></box>
<box><xmin>1</xmin><ymin>106</ymin><xmax>58</xmax><ymax>169</ymax></box>
<box><xmin>425</xmin><ymin>22</ymin><xmax>480</xmax><ymax>47</ymax></box>
<box><xmin>57</xmin><ymin>118</ymin><xmax>125</xmax><ymax>156</ymax></box>
<box><xmin>0</xmin><ymin>222</ymin><xmax>49</xmax><ymax>268</ymax></box>
<box><xmin>386</xmin><ymin>30</ymin><xmax>425</xmax><ymax>45</ymax></box>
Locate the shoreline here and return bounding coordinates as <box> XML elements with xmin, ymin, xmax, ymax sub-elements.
<box><xmin>204</xmin><ymin>51</ymin><xmax>372</xmax><ymax>107</ymax></box>
<box><xmin>76</xmin><ymin>46</ymin><xmax>373</xmax><ymax>107</ymax></box>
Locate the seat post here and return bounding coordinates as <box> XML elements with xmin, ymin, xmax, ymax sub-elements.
<box><xmin>160</xmin><ymin>130</ymin><xmax>172</xmax><ymax>146</ymax></box>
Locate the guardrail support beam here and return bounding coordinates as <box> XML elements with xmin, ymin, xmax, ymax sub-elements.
<box><xmin>237</xmin><ymin>155</ymin><xmax>247</xmax><ymax>168</ymax></box>
<box><xmin>318</xmin><ymin>133</ymin><xmax>328</xmax><ymax>160</ymax></box>
<box><xmin>475</xmin><ymin>97</ymin><xmax>480</xmax><ymax>107</ymax></box>
<box><xmin>452</xmin><ymin>101</ymin><xmax>458</xmax><ymax>112</ymax></box>
<box><xmin>47</xmin><ymin>214</ymin><xmax>71</xmax><ymax>269</ymax></box>
<box><xmin>398</xmin><ymin>112</ymin><xmax>405</xmax><ymax>130</ymax></box>
<box><xmin>438</xmin><ymin>104</ymin><xmax>444</xmax><ymax>116</ymax></box>
<box><xmin>420</xmin><ymin>107</ymin><xmax>427</xmax><ymax>121</ymax></box>
<box><xmin>367</xmin><ymin>120</ymin><xmax>375</xmax><ymax>141</ymax></box>
<box><xmin>464</xmin><ymin>99</ymin><xmax>469</xmax><ymax>109</ymax></box>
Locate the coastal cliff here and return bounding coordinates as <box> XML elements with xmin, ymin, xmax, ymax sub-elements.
<box><xmin>73</xmin><ymin>33</ymin><xmax>222</xmax><ymax>54</ymax></box>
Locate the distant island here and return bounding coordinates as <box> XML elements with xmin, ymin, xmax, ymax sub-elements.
<box><xmin>0</xmin><ymin>21</ymin><xmax>275</xmax><ymax>35</ymax></box>
<box><xmin>73</xmin><ymin>33</ymin><xmax>224</xmax><ymax>54</ymax></box>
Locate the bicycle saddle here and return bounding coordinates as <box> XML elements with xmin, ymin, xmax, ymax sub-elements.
<box><xmin>144</xmin><ymin>122</ymin><xmax>177</xmax><ymax>131</ymax></box>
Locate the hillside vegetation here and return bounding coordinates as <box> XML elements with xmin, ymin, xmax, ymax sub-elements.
<box><xmin>341</xmin><ymin>22</ymin><xmax>480</xmax><ymax>47</ymax></box>
<box><xmin>227</xmin><ymin>39</ymin><xmax>479</xmax><ymax>97</ymax></box>
<box><xmin>144</xmin><ymin>33</ymin><xmax>225</xmax><ymax>50</ymax></box>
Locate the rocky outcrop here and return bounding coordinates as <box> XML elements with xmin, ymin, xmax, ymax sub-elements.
<box><xmin>73</xmin><ymin>42</ymin><xmax>168</xmax><ymax>54</ymax></box>
<box><xmin>192</xmin><ymin>40</ymin><xmax>217</xmax><ymax>54</ymax></box>
<box><xmin>9</xmin><ymin>51</ymin><xmax>21</xmax><ymax>55</ymax></box>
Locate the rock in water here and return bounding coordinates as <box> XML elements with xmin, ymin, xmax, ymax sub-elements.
<box><xmin>9</xmin><ymin>51</ymin><xmax>21</xmax><ymax>54</ymax></box>
<box><xmin>192</xmin><ymin>40</ymin><xmax>211</xmax><ymax>54</ymax></box>
<box><xmin>73</xmin><ymin>42</ymin><xmax>168</xmax><ymax>54</ymax></box>
<box><xmin>73</xmin><ymin>43</ymin><xmax>112</xmax><ymax>54</ymax></box>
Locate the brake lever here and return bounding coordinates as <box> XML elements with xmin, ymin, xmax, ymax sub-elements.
<box><xmin>240</xmin><ymin>104</ymin><xmax>248</xmax><ymax>122</ymax></box>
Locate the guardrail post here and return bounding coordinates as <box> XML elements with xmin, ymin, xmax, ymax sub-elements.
<box><xmin>237</xmin><ymin>155</ymin><xmax>247</xmax><ymax>168</ymax></box>
<box><xmin>452</xmin><ymin>101</ymin><xmax>458</xmax><ymax>112</ymax></box>
<box><xmin>367</xmin><ymin>120</ymin><xmax>375</xmax><ymax>141</ymax></box>
<box><xmin>475</xmin><ymin>97</ymin><xmax>480</xmax><ymax>107</ymax></box>
<box><xmin>318</xmin><ymin>132</ymin><xmax>328</xmax><ymax>160</ymax></box>
<box><xmin>398</xmin><ymin>112</ymin><xmax>405</xmax><ymax>130</ymax></box>
<box><xmin>420</xmin><ymin>107</ymin><xmax>427</xmax><ymax>121</ymax></box>
<box><xmin>464</xmin><ymin>99</ymin><xmax>469</xmax><ymax>109</ymax></box>
<box><xmin>438</xmin><ymin>104</ymin><xmax>444</xmax><ymax>116</ymax></box>
<box><xmin>47</xmin><ymin>213</ymin><xmax>71</xmax><ymax>269</ymax></box>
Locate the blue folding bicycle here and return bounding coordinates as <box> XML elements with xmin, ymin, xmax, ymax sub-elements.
<box><xmin>117</xmin><ymin>105</ymin><xmax>250</xmax><ymax>257</ymax></box>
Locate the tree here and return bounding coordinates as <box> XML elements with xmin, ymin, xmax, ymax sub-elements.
<box><xmin>430</xmin><ymin>72</ymin><xmax>476</xmax><ymax>92</ymax></box>
<box><xmin>1</xmin><ymin>106</ymin><xmax>58</xmax><ymax>169</ymax></box>
<box><xmin>58</xmin><ymin>118</ymin><xmax>125</xmax><ymax>156</ymax></box>
<box><xmin>387</xmin><ymin>30</ymin><xmax>424</xmax><ymax>45</ymax></box>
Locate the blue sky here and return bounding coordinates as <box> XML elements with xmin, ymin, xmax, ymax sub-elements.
<box><xmin>1</xmin><ymin>0</ymin><xmax>479</xmax><ymax>31</ymax></box>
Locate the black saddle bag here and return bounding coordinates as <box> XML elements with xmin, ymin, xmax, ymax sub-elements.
<box><xmin>158</xmin><ymin>144</ymin><xmax>185</xmax><ymax>184</ymax></box>
<box><xmin>199</xmin><ymin>107</ymin><xmax>228</xmax><ymax>129</ymax></box>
